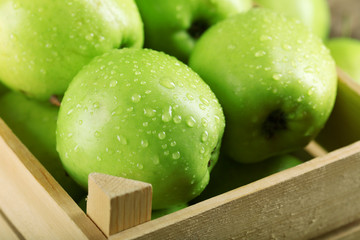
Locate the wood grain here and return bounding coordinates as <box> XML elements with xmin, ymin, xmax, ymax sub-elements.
<box><xmin>0</xmin><ymin>119</ymin><xmax>105</xmax><ymax>240</ymax></box>
<box><xmin>87</xmin><ymin>173</ymin><xmax>152</xmax><ymax>237</ymax></box>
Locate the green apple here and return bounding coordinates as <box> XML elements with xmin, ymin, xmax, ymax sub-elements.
<box><xmin>151</xmin><ymin>203</ymin><xmax>188</xmax><ymax>220</ymax></box>
<box><xmin>192</xmin><ymin>153</ymin><xmax>302</xmax><ymax>203</ymax></box>
<box><xmin>0</xmin><ymin>81</ymin><xmax>8</xmax><ymax>96</ymax></box>
<box><xmin>326</xmin><ymin>37</ymin><xmax>360</xmax><ymax>84</ymax></box>
<box><xmin>56</xmin><ymin>48</ymin><xmax>225</xmax><ymax>209</ymax></box>
<box><xmin>0</xmin><ymin>92</ymin><xmax>85</xmax><ymax>201</ymax></box>
<box><xmin>135</xmin><ymin>0</ymin><xmax>252</xmax><ymax>63</ymax></box>
<box><xmin>254</xmin><ymin>0</ymin><xmax>330</xmax><ymax>40</ymax></box>
<box><xmin>0</xmin><ymin>0</ymin><xmax>143</xmax><ymax>100</ymax></box>
<box><xmin>189</xmin><ymin>8</ymin><xmax>337</xmax><ymax>163</ymax></box>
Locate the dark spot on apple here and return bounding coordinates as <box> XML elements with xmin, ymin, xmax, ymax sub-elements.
<box><xmin>188</xmin><ymin>19</ymin><xmax>210</xmax><ymax>39</ymax></box>
<box><xmin>64</xmin><ymin>171</ymin><xmax>69</xmax><ymax>177</ymax></box>
<box><xmin>207</xmin><ymin>159</ymin><xmax>212</xmax><ymax>167</ymax></box>
<box><xmin>261</xmin><ymin>109</ymin><xmax>287</xmax><ymax>139</ymax></box>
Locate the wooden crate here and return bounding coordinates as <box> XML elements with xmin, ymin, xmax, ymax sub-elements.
<box><xmin>1</xmin><ymin>68</ymin><xmax>360</xmax><ymax>240</ymax></box>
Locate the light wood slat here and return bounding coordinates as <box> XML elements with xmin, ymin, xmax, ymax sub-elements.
<box><xmin>0</xmin><ymin>119</ymin><xmax>106</xmax><ymax>240</ymax></box>
<box><xmin>109</xmin><ymin>141</ymin><xmax>360</xmax><ymax>240</ymax></box>
<box><xmin>0</xmin><ymin>209</ymin><xmax>22</xmax><ymax>240</ymax></box>
<box><xmin>87</xmin><ymin>173</ymin><xmax>152</xmax><ymax>237</ymax></box>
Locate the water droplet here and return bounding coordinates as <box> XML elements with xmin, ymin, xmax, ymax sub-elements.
<box><xmin>74</xmin><ymin>145</ymin><xmax>79</xmax><ymax>152</ymax></box>
<box><xmin>117</xmin><ymin>135</ymin><xmax>127</xmax><ymax>145</ymax></box>
<box><xmin>67</xmin><ymin>109</ymin><xmax>74</xmax><ymax>115</ymax></box>
<box><xmin>131</xmin><ymin>94</ymin><xmax>141</xmax><ymax>103</ymax></box>
<box><xmin>255</xmin><ymin>50</ymin><xmax>266</xmax><ymax>57</ymax></box>
<box><xmin>152</xmin><ymin>156</ymin><xmax>160</xmax><ymax>165</ymax></box>
<box><xmin>94</xmin><ymin>131</ymin><xmax>101</xmax><ymax>137</ymax></box>
<box><xmin>282</xmin><ymin>44</ymin><xmax>292</xmax><ymax>50</ymax></box>
<box><xmin>200</xmin><ymin>146</ymin><xmax>206</xmax><ymax>154</ymax></box>
<box><xmin>162</xmin><ymin>106</ymin><xmax>172</xmax><ymax>122</ymax></box>
<box><xmin>186</xmin><ymin>93</ymin><xmax>194</xmax><ymax>101</ymax></box>
<box><xmin>158</xmin><ymin>131</ymin><xmax>166</xmax><ymax>140</ymax></box>
<box><xmin>200</xmin><ymin>96</ymin><xmax>210</xmax><ymax>106</ymax></box>
<box><xmin>93</xmin><ymin>102</ymin><xmax>99</xmax><ymax>109</ymax></box>
<box><xmin>110</xmin><ymin>80</ymin><xmax>118</xmax><ymax>87</ymax></box>
<box><xmin>137</xmin><ymin>163</ymin><xmax>143</xmax><ymax>169</ymax></box>
<box><xmin>143</xmin><ymin>122</ymin><xmax>148</xmax><ymax>127</ymax></box>
<box><xmin>170</xmin><ymin>141</ymin><xmax>176</xmax><ymax>147</ymax></box>
<box><xmin>260</xmin><ymin>35</ymin><xmax>272</xmax><ymax>41</ymax></box>
<box><xmin>97</xmin><ymin>156</ymin><xmax>102</xmax><ymax>161</ymax></box>
<box><xmin>201</xmin><ymin>131</ymin><xmax>209</xmax><ymax>142</ymax></box>
<box><xmin>172</xmin><ymin>151</ymin><xmax>181</xmax><ymax>160</ymax></box>
<box><xmin>144</xmin><ymin>108</ymin><xmax>156</xmax><ymax>117</ymax></box>
<box><xmin>141</xmin><ymin>139</ymin><xmax>149</xmax><ymax>148</ymax></box>
<box><xmin>78</xmin><ymin>120</ymin><xmax>83</xmax><ymax>125</ymax></box>
<box><xmin>273</xmin><ymin>74</ymin><xmax>282</xmax><ymax>81</ymax></box>
<box><xmin>308</xmin><ymin>87</ymin><xmax>315</xmax><ymax>96</ymax></box>
<box><xmin>159</xmin><ymin>77</ymin><xmax>175</xmax><ymax>89</ymax></box>
<box><xmin>162</xmin><ymin>144</ymin><xmax>168</xmax><ymax>149</ymax></box>
<box><xmin>164</xmin><ymin>150</ymin><xmax>170</xmax><ymax>156</ymax></box>
<box><xmin>173</xmin><ymin>115</ymin><xmax>182</xmax><ymax>124</ymax></box>
<box><xmin>186</xmin><ymin>116</ymin><xmax>196</xmax><ymax>127</ymax></box>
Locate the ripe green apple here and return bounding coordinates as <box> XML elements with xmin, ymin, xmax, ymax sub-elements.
<box><xmin>0</xmin><ymin>92</ymin><xmax>85</xmax><ymax>201</ymax></box>
<box><xmin>134</xmin><ymin>0</ymin><xmax>252</xmax><ymax>63</ymax></box>
<box><xmin>189</xmin><ymin>8</ymin><xmax>337</xmax><ymax>163</ymax></box>
<box><xmin>192</xmin><ymin>153</ymin><xmax>302</xmax><ymax>203</ymax></box>
<box><xmin>151</xmin><ymin>203</ymin><xmax>188</xmax><ymax>220</ymax></box>
<box><xmin>326</xmin><ymin>37</ymin><xmax>360</xmax><ymax>84</ymax></box>
<box><xmin>0</xmin><ymin>0</ymin><xmax>143</xmax><ymax>100</ymax></box>
<box><xmin>254</xmin><ymin>0</ymin><xmax>330</xmax><ymax>40</ymax></box>
<box><xmin>56</xmin><ymin>48</ymin><xmax>225</xmax><ymax>209</ymax></box>
<box><xmin>0</xmin><ymin>81</ymin><xmax>8</xmax><ymax>96</ymax></box>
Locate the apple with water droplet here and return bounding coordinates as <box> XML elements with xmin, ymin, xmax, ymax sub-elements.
<box><xmin>0</xmin><ymin>92</ymin><xmax>85</xmax><ymax>201</ymax></box>
<box><xmin>326</xmin><ymin>37</ymin><xmax>360</xmax><ymax>84</ymax></box>
<box><xmin>134</xmin><ymin>0</ymin><xmax>252</xmax><ymax>62</ymax></box>
<box><xmin>56</xmin><ymin>48</ymin><xmax>225</xmax><ymax>209</ymax></box>
<box><xmin>0</xmin><ymin>0</ymin><xmax>143</xmax><ymax>100</ymax></box>
<box><xmin>254</xmin><ymin>0</ymin><xmax>331</xmax><ymax>40</ymax></box>
<box><xmin>189</xmin><ymin>8</ymin><xmax>337</xmax><ymax>163</ymax></box>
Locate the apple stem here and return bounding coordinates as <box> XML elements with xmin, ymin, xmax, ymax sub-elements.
<box><xmin>49</xmin><ymin>95</ymin><xmax>61</xmax><ymax>107</ymax></box>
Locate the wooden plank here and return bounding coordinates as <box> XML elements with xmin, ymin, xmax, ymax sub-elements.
<box><xmin>316</xmin><ymin>68</ymin><xmax>360</xmax><ymax>151</ymax></box>
<box><xmin>0</xmin><ymin>119</ymin><xmax>106</xmax><ymax>240</ymax></box>
<box><xmin>0</xmin><ymin>209</ymin><xmax>22</xmax><ymax>240</ymax></box>
<box><xmin>109</xmin><ymin>141</ymin><xmax>360</xmax><ymax>240</ymax></box>
<box><xmin>87</xmin><ymin>173</ymin><xmax>152</xmax><ymax>237</ymax></box>
<box><xmin>315</xmin><ymin>219</ymin><xmax>360</xmax><ymax>240</ymax></box>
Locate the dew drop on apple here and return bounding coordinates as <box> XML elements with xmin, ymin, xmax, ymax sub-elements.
<box><xmin>164</xmin><ymin>150</ymin><xmax>170</xmax><ymax>156</ymax></box>
<box><xmin>173</xmin><ymin>115</ymin><xmax>182</xmax><ymax>124</ymax></box>
<box><xmin>136</xmin><ymin>163</ymin><xmax>143</xmax><ymax>169</ymax></box>
<box><xmin>159</xmin><ymin>77</ymin><xmax>176</xmax><ymax>89</ymax></box>
<box><xmin>141</xmin><ymin>139</ymin><xmax>149</xmax><ymax>148</ymax></box>
<box><xmin>152</xmin><ymin>156</ymin><xmax>160</xmax><ymax>165</ymax></box>
<box><xmin>255</xmin><ymin>50</ymin><xmax>266</xmax><ymax>57</ymax></box>
<box><xmin>170</xmin><ymin>141</ymin><xmax>176</xmax><ymax>147</ymax></box>
<box><xmin>172</xmin><ymin>151</ymin><xmax>181</xmax><ymax>160</ymax></box>
<box><xmin>131</xmin><ymin>94</ymin><xmax>141</xmax><ymax>103</ymax></box>
<box><xmin>161</xmin><ymin>106</ymin><xmax>172</xmax><ymax>122</ymax></box>
<box><xmin>186</xmin><ymin>116</ymin><xmax>196</xmax><ymax>127</ymax></box>
<box><xmin>186</xmin><ymin>93</ymin><xmax>194</xmax><ymax>101</ymax></box>
<box><xmin>201</xmin><ymin>131</ymin><xmax>209</xmax><ymax>142</ymax></box>
<box><xmin>144</xmin><ymin>107</ymin><xmax>156</xmax><ymax>117</ymax></box>
<box><xmin>109</xmin><ymin>80</ymin><xmax>118</xmax><ymax>87</ymax></box>
<box><xmin>272</xmin><ymin>74</ymin><xmax>282</xmax><ymax>81</ymax></box>
<box><xmin>162</xmin><ymin>143</ymin><xmax>168</xmax><ymax>149</ymax></box>
<box><xmin>117</xmin><ymin>135</ymin><xmax>127</xmax><ymax>145</ymax></box>
<box><xmin>158</xmin><ymin>131</ymin><xmax>166</xmax><ymax>140</ymax></box>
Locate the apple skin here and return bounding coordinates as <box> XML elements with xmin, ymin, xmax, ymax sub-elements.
<box><xmin>191</xmin><ymin>153</ymin><xmax>302</xmax><ymax>203</ymax></box>
<box><xmin>326</xmin><ymin>37</ymin><xmax>360</xmax><ymax>84</ymax></box>
<box><xmin>0</xmin><ymin>0</ymin><xmax>143</xmax><ymax>100</ymax></box>
<box><xmin>0</xmin><ymin>92</ymin><xmax>85</xmax><ymax>201</ymax></box>
<box><xmin>0</xmin><ymin>81</ymin><xmax>8</xmax><ymax>96</ymax></box>
<box><xmin>134</xmin><ymin>0</ymin><xmax>252</xmax><ymax>63</ymax></box>
<box><xmin>189</xmin><ymin>9</ymin><xmax>337</xmax><ymax>163</ymax></box>
<box><xmin>254</xmin><ymin>0</ymin><xmax>330</xmax><ymax>40</ymax></box>
<box><xmin>56</xmin><ymin>48</ymin><xmax>225</xmax><ymax>209</ymax></box>
<box><xmin>151</xmin><ymin>203</ymin><xmax>188</xmax><ymax>220</ymax></box>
